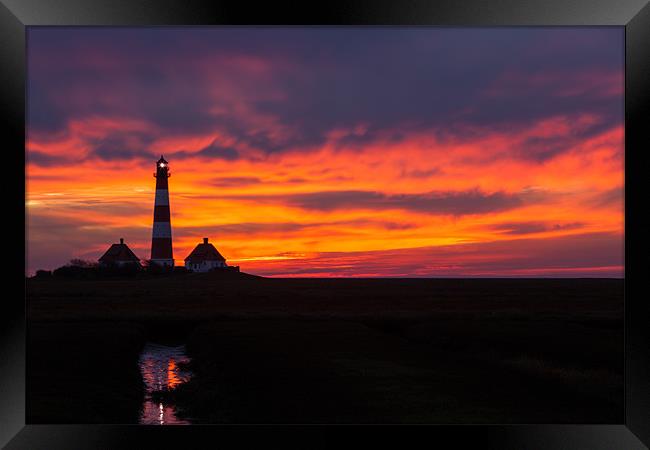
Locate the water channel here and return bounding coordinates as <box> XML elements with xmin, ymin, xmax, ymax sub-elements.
<box><xmin>138</xmin><ymin>342</ymin><xmax>192</xmax><ymax>425</ymax></box>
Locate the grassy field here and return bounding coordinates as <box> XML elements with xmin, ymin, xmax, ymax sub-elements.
<box><xmin>27</xmin><ymin>321</ymin><xmax>146</xmax><ymax>423</ymax></box>
<box><xmin>28</xmin><ymin>275</ymin><xmax>623</xmax><ymax>321</ymax></box>
<box><xmin>26</xmin><ymin>276</ymin><xmax>623</xmax><ymax>423</ymax></box>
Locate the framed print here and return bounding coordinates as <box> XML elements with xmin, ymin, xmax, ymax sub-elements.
<box><xmin>2</xmin><ymin>0</ymin><xmax>649</xmax><ymax>448</ymax></box>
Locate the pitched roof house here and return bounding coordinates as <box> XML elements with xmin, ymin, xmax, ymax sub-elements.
<box><xmin>184</xmin><ymin>238</ymin><xmax>227</xmax><ymax>272</ymax></box>
<box><xmin>98</xmin><ymin>238</ymin><xmax>141</xmax><ymax>266</ymax></box>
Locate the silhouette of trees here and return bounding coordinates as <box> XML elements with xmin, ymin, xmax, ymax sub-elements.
<box><xmin>68</xmin><ymin>259</ymin><xmax>98</xmax><ymax>268</ymax></box>
<box><xmin>37</xmin><ymin>259</ymin><xmax>199</xmax><ymax>280</ymax></box>
<box><xmin>34</xmin><ymin>269</ymin><xmax>52</xmax><ymax>279</ymax></box>
<box><xmin>50</xmin><ymin>258</ymin><xmax>142</xmax><ymax>279</ymax></box>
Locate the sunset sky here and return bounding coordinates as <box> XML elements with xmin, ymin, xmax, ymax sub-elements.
<box><xmin>26</xmin><ymin>27</ymin><xmax>624</xmax><ymax>277</ymax></box>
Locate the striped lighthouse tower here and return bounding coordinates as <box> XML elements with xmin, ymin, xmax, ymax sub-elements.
<box><xmin>150</xmin><ymin>155</ymin><xmax>174</xmax><ymax>268</ymax></box>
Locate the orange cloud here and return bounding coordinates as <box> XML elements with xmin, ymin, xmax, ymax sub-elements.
<box><xmin>26</xmin><ymin>113</ymin><xmax>623</xmax><ymax>276</ymax></box>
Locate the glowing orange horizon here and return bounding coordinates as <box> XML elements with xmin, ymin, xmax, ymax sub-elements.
<box><xmin>26</xmin><ymin>118</ymin><xmax>623</xmax><ymax>277</ymax></box>
<box><xmin>25</xmin><ymin>27</ymin><xmax>624</xmax><ymax>277</ymax></box>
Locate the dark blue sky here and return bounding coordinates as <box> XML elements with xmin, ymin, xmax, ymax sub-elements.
<box><xmin>28</xmin><ymin>27</ymin><xmax>623</xmax><ymax>164</ymax></box>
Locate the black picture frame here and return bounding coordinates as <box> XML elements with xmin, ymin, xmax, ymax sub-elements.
<box><xmin>2</xmin><ymin>0</ymin><xmax>649</xmax><ymax>448</ymax></box>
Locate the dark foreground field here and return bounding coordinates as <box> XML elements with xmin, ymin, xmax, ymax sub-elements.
<box><xmin>27</xmin><ymin>275</ymin><xmax>623</xmax><ymax>423</ymax></box>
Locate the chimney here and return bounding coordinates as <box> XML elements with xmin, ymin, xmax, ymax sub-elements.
<box><xmin>203</xmin><ymin>237</ymin><xmax>208</xmax><ymax>244</ymax></box>
<box><xmin>120</xmin><ymin>238</ymin><xmax>124</xmax><ymax>244</ymax></box>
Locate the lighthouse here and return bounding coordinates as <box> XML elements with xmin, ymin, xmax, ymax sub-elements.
<box><xmin>150</xmin><ymin>155</ymin><xmax>174</xmax><ymax>268</ymax></box>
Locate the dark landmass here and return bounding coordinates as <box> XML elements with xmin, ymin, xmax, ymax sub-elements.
<box><xmin>27</xmin><ymin>322</ymin><xmax>146</xmax><ymax>424</ymax></box>
<box><xmin>26</xmin><ymin>277</ymin><xmax>623</xmax><ymax>424</ymax></box>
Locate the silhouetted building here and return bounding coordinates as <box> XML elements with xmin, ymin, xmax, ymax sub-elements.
<box><xmin>184</xmin><ymin>238</ymin><xmax>227</xmax><ymax>272</ymax></box>
<box><xmin>151</xmin><ymin>155</ymin><xmax>174</xmax><ymax>268</ymax></box>
<box><xmin>98</xmin><ymin>238</ymin><xmax>140</xmax><ymax>267</ymax></box>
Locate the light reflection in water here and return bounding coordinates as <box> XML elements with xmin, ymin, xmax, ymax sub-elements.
<box><xmin>138</xmin><ymin>343</ymin><xmax>192</xmax><ymax>425</ymax></box>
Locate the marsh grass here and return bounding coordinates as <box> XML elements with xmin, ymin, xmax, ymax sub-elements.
<box><xmin>26</xmin><ymin>278</ymin><xmax>623</xmax><ymax>424</ymax></box>
<box><xmin>503</xmin><ymin>355</ymin><xmax>622</xmax><ymax>401</ymax></box>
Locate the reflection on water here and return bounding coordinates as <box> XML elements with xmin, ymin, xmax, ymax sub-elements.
<box><xmin>138</xmin><ymin>342</ymin><xmax>192</xmax><ymax>425</ymax></box>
